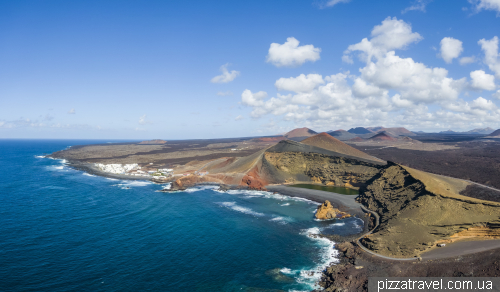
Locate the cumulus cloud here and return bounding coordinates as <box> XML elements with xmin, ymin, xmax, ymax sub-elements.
<box><xmin>275</xmin><ymin>74</ymin><xmax>324</xmax><ymax>93</ymax></box>
<box><xmin>234</xmin><ymin>115</ymin><xmax>244</xmax><ymax>121</ymax></box>
<box><xmin>343</xmin><ymin>17</ymin><xmax>422</xmax><ymax>62</ymax></box>
<box><xmin>493</xmin><ymin>90</ymin><xmax>500</xmax><ymax>99</ymax></box>
<box><xmin>211</xmin><ymin>64</ymin><xmax>240</xmax><ymax>83</ymax></box>
<box><xmin>217</xmin><ymin>91</ymin><xmax>233</xmax><ymax>96</ymax></box>
<box><xmin>469</xmin><ymin>0</ymin><xmax>500</xmax><ymax>14</ymax></box>
<box><xmin>470</xmin><ymin>70</ymin><xmax>496</xmax><ymax>90</ymax></box>
<box><xmin>68</xmin><ymin>108</ymin><xmax>75</xmax><ymax>114</ymax></box>
<box><xmin>266</xmin><ymin>37</ymin><xmax>321</xmax><ymax>67</ymax></box>
<box><xmin>471</xmin><ymin>96</ymin><xmax>497</xmax><ymax>110</ymax></box>
<box><xmin>479</xmin><ymin>36</ymin><xmax>500</xmax><ymax>78</ymax></box>
<box><xmin>241</xmin><ymin>17</ymin><xmax>500</xmax><ymax>131</ymax></box>
<box><xmin>440</xmin><ymin>37</ymin><xmax>463</xmax><ymax>63</ymax></box>
<box><xmin>460</xmin><ymin>56</ymin><xmax>476</xmax><ymax>65</ymax></box>
<box><xmin>402</xmin><ymin>0</ymin><xmax>433</xmax><ymax>13</ymax></box>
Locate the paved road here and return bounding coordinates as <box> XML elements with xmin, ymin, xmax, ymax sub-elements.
<box><xmin>421</xmin><ymin>240</ymin><xmax>500</xmax><ymax>260</ymax></box>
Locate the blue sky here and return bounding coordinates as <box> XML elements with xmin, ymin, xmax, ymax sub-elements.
<box><xmin>1</xmin><ymin>0</ymin><xmax>500</xmax><ymax>139</ymax></box>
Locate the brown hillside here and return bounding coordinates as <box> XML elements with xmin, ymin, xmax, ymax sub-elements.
<box><xmin>251</xmin><ymin>136</ymin><xmax>286</xmax><ymax>142</ymax></box>
<box><xmin>301</xmin><ymin>133</ymin><xmax>383</xmax><ymax>162</ymax></box>
<box><xmin>349</xmin><ymin>137</ymin><xmax>365</xmax><ymax>142</ymax></box>
<box><xmin>284</xmin><ymin>127</ymin><xmax>317</xmax><ymax>138</ymax></box>
<box><xmin>369</xmin><ymin>132</ymin><xmax>397</xmax><ymax>141</ymax></box>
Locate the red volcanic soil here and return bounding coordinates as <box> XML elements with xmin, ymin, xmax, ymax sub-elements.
<box><xmin>489</xmin><ymin>129</ymin><xmax>500</xmax><ymax>137</ymax></box>
<box><xmin>251</xmin><ymin>136</ymin><xmax>287</xmax><ymax>142</ymax></box>
<box><xmin>301</xmin><ymin>133</ymin><xmax>378</xmax><ymax>161</ymax></box>
<box><xmin>241</xmin><ymin>166</ymin><xmax>267</xmax><ymax>190</ymax></box>
<box><xmin>284</xmin><ymin>127</ymin><xmax>317</xmax><ymax>138</ymax></box>
<box><xmin>369</xmin><ymin>132</ymin><xmax>398</xmax><ymax>141</ymax></box>
<box><xmin>348</xmin><ymin>137</ymin><xmax>365</xmax><ymax>142</ymax></box>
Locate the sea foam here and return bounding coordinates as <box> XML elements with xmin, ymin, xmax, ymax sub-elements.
<box><xmin>279</xmin><ymin>227</ymin><xmax>339</xmax><ymax>290</ymax></box>
<box><xmin>219</xmin><ymin>202</ymin><xmax>265</xmax><ymax>217</ymax></box>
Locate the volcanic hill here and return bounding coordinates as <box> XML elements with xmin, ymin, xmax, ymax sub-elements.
<box><xmin>488</xmin><ymin>129</ymin><xmax>500</xmax><ymax>137</ymax></box>
<box><xmin>348</xmin><ymin>127</ymin><xmax>371</xmax><ymax>134</ymax></box>
<box><xmin>326</xmin><ymin>130</ymin><xmax>357</xmax><ymax>141</ymax></box>
<box><xmin>283</xmin><ymin>127</ymin><xmax>317</xmax><ymax>139</ymax></box>
<box><xmin>368</xmin><ymin>132</ymin><xmax>397</xmax><ymax>141</ymax></box>
<box><xmin>301</xmin><ymin>133</ymin><xmax>383</xmax><ymax>162</ymax></box>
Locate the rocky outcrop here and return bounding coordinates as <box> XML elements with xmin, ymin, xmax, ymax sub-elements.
<box><xmin>315</xmin><ymin>200</ymin><xmax>351</xmax><ymax>220</ymax></box>
<box><xmin>356</xmin><ymin>162</ymin><xmax>500</xmax><ymax>257</ymax></box>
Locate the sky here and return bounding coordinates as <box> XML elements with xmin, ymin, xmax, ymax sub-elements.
<box><xmin>1</xmin><ymin>0</ymin><xmax>500</xmax><ymax>139</ymax></box>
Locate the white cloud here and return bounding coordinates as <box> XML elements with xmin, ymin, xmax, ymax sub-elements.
<box><xmin>493</xmin><ymin>90</ymin><xmax>500</xmax><ymax>99</ymax></box>
<box><xmin>459</xmin><ymin>56</ymin><xmax>476</xmax><ymax>65</ymax></box>
<box><xmin>217</xmin><ymin>91</ymin><xmax>233</xmax><ymax>96</ymax></box>
<box><xmin>470</xmin><ymin>70</ymin><xmax>496</xmax><ymax>90</ymax></box>
<box><xmin>440</xmin><ymin>37</ymin><xmax>463</xmax><ymax>63</ymax></box>
<box><xmin>471</xmin><ymin>96</ymin><xmax>497</xmax><ymax>110</ymax></box>
<box><xmin>360</xmin><ymin>51</ymin><xmax>466</xmax><ymax>103</ymax></box>
<box><xmin>402</xmin><ymin>0</ymin><xmax>433</xmax><ymax>13</ymax></box>
<box><xmin>321</xmin><ymin>0</ymin><xmax>351</xmax><ymax>8</ymax></box>
<box><xmin>469</xmin><ymin>0</ymin><xmax>500</xmax><ymax>14</ymax></box>
<box><xmin>275</xmin><ymin>74</ymin><xmax>324</xmax><ymax>93</ymax></box>
<box><xmin>392</xmin><ymin>94</ymin><xmax>414</xmax><ymax>108</ymax></box>
<box><xmin>138</xmin><ymin>114</ymin><xmax>151</xmax><ymax>125</ymax></box>
<box><xmin>266</xmin><ymin>37</ymin><xmax>321</xmax><ymax>67</ymax></box>
<box><xmin>241</xmin><ymin>90</ymin><xmax>268</xmax><ymax>107</ymax></box>
<box><xmin>343</xmin><ymin>17</ymin><xmax>422</xmax><ymax>62</ymax></box>
<box><xmin>234</xmin><ymin>115</ymin><xmax>244</xmax><ymax>121</ymax></box>
<box><xmin>351</xmin><ymin>78</ymin><xmax>386</xmax><ymax>98</ymax></box>
<box><xmin>479</xmin><ymin>36</ymin><xmax>500</xmax><ymax>78</ymax></box>
<box><xmin>210</xmin><ymin>64</ymin><xmax>240</xmax><ymax>83</ymax></box>
<box><xmin>240</xmin><ymin>17</ymin><xmax>500</xmax><ymax>132</ymax></box>
<box><xmin>68</xmin><ymin>108</ymin><xmax>75</xmax><ymax>114</ymax></box>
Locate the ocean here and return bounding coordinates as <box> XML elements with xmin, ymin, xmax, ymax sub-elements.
<box><xmin>0</xmin><ymin>139</ymin><xmax>363</xmax><ymax>292</ymax></box>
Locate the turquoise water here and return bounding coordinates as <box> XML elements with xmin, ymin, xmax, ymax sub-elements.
<box><xmin>290</xmin><ymin>184</ymin><xmax>359</xmax><ymax>195</ymax></box>
<box><xmin>0</xmin><ymin>140</ymin><xmax>363</xmax><ymax>292</ymax></box>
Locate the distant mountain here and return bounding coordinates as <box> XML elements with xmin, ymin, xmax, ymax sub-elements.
<box><xmin>301</xmin><ymin>133</ymin><xmax>382</xmax><ymax>162</ymax></box>
<box><xmin>366</xmin><ymin>126</ymin><xmax>384</xmax><ymax>132</ymax></box>
<box><xmin>439</xmin><ymin>130</ymin><xmax>457</xmax><ymax>134</ymax></box>
<box><xmin>326</xmin><ymin>130</ymin><xmax>357</xmax><ymax>141</ymax></box>
<box><xmin>467</xmin><ymin>127</ymin><xmax>495</xmax><ymax>135</ymax></box>
<box><xmin>283</xmin><ymin>127</ymin><xmax>317</xmax><ymax>139</ymax></box>
<box><xmin>347</xmin><ymin>127</ymin><xmax>372</xmax><ymax>134</ymax></box>
<box><xmin>368</xmin><ymin>132</ymin><xmax>398</xmax><ymax>141</ymax></box>
<box><xmin>488</xmin><ymin>129</ymin><xmax>500</xmax><ymax>137</ymax></box>
<box><xmin>383</xmin><ymin>127</ymin><xmax>416</xmax><ymax>137</ymax></box>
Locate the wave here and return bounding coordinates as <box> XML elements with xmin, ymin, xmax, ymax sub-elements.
<box><xmin>279</xmin><ymin>227</ymin><xmax>339</xmax><ymax>290</ymax></box>
<box><xmin>269</xmin><ymin>216</ymin><xmax>294</xmax><ymax>225</ymax></box>
<box><xmin>219</xmin><ymin>202</ymin><xmax>265</xmax><ymax>217</ymax></box>
<box><xmin>352</xmin><ymin>218</ymin><xmax>364</xmax><ymax>231</ymax></box>
<box><xmin>281</xmin><ymin>203</ymin><xmax>290</xmax><ymax>206</ymax></box>
<box><xmin>221</xmin><ymin>189</ymin><xmax>320</xmax><ymax>205</ymax></box>
<box><xmin>83</xmin><ymin>173</ymin><xmax>95</xmax><ymax>177</ymax></box>
<box><xmin>35</xmin><ymin>155</ymin><xmax>45</xmax><ymax>158</ymax></box>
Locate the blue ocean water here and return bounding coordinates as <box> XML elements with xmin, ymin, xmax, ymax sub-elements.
<box><xmin>0</xmin><ymin>140</ymin><xmax>363</xmax><ymax>292</ymax></box>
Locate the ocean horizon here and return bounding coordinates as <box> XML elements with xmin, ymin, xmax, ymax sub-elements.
<box><xmin>0</xmin><ymin>139</ymin><xmax>363</xmax><ymax>292</ymax></box>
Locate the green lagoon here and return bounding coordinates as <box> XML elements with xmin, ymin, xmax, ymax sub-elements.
<box><xmin>290</xmin><ymin>184</ymin><xmax>359</xmax><ymax>195</ymax></box>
